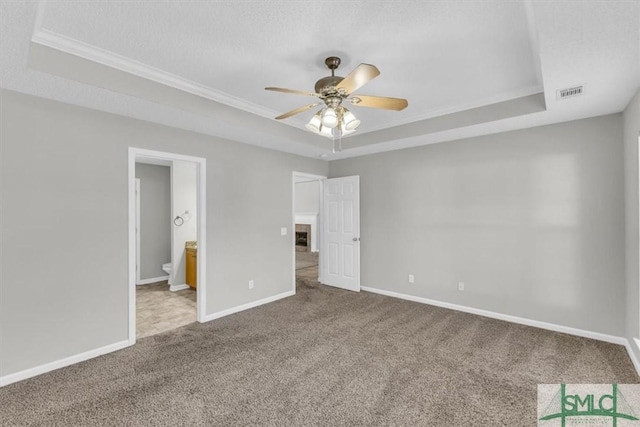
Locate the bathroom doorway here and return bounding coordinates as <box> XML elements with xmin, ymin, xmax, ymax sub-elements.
<box><xmin>292</xmin><ymin>172</ymin><xmax>325</xmax><ymax>291</ymax></box>
<box><xmin>128</xmin><ymin>148</ymin><xmax>207</xmax><ymax>344</ymax></box>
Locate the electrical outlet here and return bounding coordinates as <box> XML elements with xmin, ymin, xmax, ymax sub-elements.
<box><xmin>249</xmin><ymin>280</ymin><xmax>254</xmax><ymax>290</ymax></box>
<box><xmin>458</xmin><ymin>282</ymin><xmax>465</xmax><ymax>291</ymax></box>
<box><xmin>280</xmin><ymin>227</ymin><xmax>287</xmax><ymax>236</ymax></box>
<box><xmin>408</xmin><ymin>274</ymin><xmax>415</xmax><ymax>284</ymax></box>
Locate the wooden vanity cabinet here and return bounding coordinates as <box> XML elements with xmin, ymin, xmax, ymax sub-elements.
<box><xmin>186</xmin><ymin>247</ymin><xmax>197</xmax><ymax>289</ymax></box>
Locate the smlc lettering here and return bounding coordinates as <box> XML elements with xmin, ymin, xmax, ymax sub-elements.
<box><xmin>563</xmin><ymin>394</ymin><xmax>593</xmax><ymax>412</ymax></box>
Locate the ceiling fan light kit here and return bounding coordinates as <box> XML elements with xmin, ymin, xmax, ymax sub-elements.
<box><xmin>266</xmin><ymin>56</ymin><xmax>408</xmax><ymax>153</ymax></box>
<box><xmin>321</xmin><ymin>108</ymin><xmax>338</xmax><ymax>128</ymax></box>
<box><xmin>305</xmin><ymin>113</ymin><xmax>322</xmax><ymax>133</ymax></box>
<box><xmin>319</xmin><ymin>124</ymin><xmax>334</xmax><ymax>139</ymax></box>
<box><xmin>342</xmin><ymin>110</ymin><xmax>360</xmax><ymax>131</ymax></box>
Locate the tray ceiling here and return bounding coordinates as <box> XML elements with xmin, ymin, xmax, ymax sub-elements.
<box><xmin>36</xmin><ymin>0</ymin><xmax>543</xmax><ymax>133</ymax></box>
<box><xmin>0</xmin><ymin>1</ymin><xmax>638</xmax><ymax>159</ymax></box>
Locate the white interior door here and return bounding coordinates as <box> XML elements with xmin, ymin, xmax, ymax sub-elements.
<box><xmin>322</xmin><ymin>176</ymin><xmax>360</xmax><ymax>292</ymax></box>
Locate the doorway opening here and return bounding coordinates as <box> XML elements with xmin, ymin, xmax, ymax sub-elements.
<box><xmin>128</xmin><ymin>148</ymin><xmax>207</xmax><ymax>344</ymax></box>
<box><xmin>293</xmin><ymin>172</ymin><xmax>326</xmax><ymax>292</ymax></box>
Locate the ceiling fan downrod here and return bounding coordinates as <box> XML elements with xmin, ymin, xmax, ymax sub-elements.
<box><xmin>314</xmin><ymin>56</ymin><xmax>345</xmax><ymax>94</ymax></box>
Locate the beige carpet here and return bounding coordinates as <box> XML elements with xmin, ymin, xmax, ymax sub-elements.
<box><xmin>1</xmin><ymin>280</ymin><xmax>638</xmax><ymax>426</ymax></box>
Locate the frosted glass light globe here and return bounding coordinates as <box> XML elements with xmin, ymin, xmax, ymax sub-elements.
<box><xmin>305</xmin><ymin>114</ymin><xmax>321</xmax><ymax>133</ymax></box>
<box><xmin>321</xmin><ymin>108</ymin><xmax>338</xmax><ymax>128</ymax></box>
<box><xmin>342</xmin><ymin>110</ymin><xmax>361</xmax><ymax>131</ymax></box>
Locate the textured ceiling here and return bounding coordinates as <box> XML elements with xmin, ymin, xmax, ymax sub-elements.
<box><xmin>38</xmin><ymin>1</ymin><xmax>542</xmax><ymax>133</ymax></box>
<box><xmin>0</xmin><ymin>1</ymin><xmax>638</xmax><ymax>159</ymax></box>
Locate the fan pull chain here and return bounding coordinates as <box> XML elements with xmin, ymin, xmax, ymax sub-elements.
<box><xmin>332</xmin><ymin>128</ymin><xmax>343</xmax><ymax>153</ymax></box>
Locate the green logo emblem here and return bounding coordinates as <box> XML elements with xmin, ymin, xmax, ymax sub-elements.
<box><xmin>539</xmin><ymin>384</ymin><xmax>639</xmax><ymax>426</ymax></box>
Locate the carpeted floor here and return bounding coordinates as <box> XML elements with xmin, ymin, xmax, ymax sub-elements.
<box><xmin>1</xmin><ymin>280</ymin><xmax>638</xmax><ymax>426</ymax></box>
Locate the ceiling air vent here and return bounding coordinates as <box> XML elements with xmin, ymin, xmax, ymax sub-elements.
<box><xmin>557</xmin><ymin>85</ymin><xmax>584</xmax><ymax>100</ymax></box>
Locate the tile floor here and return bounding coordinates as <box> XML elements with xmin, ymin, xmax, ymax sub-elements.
<box><xmin>296</xmin><ymin>251</ymin><xmax>318</xmax><ymax>270</ymax></box>
<box><xmin>136</xmin><ymin>281</ymin><xmax>196</xmax><ymax>338</ymax></box>
<box><xmin>296</xmin><ymin>251</ymin><xmax>319</xmax><ymax>286</ymax></box>
<box><xmin>136</xmin><ymin>252</ymin><xmax>318</xmax><ymax>338</ymax></box>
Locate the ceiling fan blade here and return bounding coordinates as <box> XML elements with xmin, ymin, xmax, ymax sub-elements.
<box><xmin>275</xmin><ymin>103</ymin><xmax>319</xmax><ymax>120</ymax></box>
<box><xmin>335</xmin><ymin>63</ymin><xmax>380</xmax><ymax>94</ymax></box>
<box><xmin>349</xmin><ymin>95</ymin><xmax>408</xmax><ymax>111</ymax></box>
<box><xmin>265</xmin><ymin>87</ymin><xmax>320</xmax><ymax>97</ymax></box>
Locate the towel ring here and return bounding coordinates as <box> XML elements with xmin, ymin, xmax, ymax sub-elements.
<box><xmin>173</xmin><ymin>210</ymin><xmax>190</xmax><ymax>227</ymax></box>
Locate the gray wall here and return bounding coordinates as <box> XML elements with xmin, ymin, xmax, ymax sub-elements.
<box><xmin>624</xmin><ymin>89</ymin><xmax>640</xmax><ymax>355</ymax></box>
<box><xmin>295</xmin><ymin>181</ymin><xmax>320</xmax><ymax>214</ymax></box>
<box><xmin>135</xmin><ymin>164</ymin><xmax>171</xmax><ymax>280</ymax></box>
<box><xmin>0</xmin><ymin>87</ymin><xmax>631</xmax><ymax>379</ymax></box>
<box><xmin>330</xmin><ymin>114</ymin><xmax>626</xmax><ymax>336</ymax></box>
<box><xmin>0</xmin><ymin>90</ymin><xmax>328</xmax><ymax>377</ymax></box>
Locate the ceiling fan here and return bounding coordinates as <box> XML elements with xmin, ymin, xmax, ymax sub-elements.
<box><xmin>265</xmin><ymin>56</ymin><xmax>408</xmax><ymax>151</ymax></box>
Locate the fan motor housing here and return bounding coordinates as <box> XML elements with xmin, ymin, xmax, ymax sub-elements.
<box><xmin>315</xmin><ymin>76</ymin><xmax>344</xmax><ymax>94</ymax></box>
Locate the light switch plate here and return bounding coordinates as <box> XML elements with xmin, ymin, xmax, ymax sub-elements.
<box><xmin>281</xmin><ymin>227</ymin><xmax>287</xmax><ymax>236</ymax></box>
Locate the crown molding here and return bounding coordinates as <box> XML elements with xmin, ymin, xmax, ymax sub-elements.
<box><xmin>30</xmin><ymin>28</ymin><xmax>294</xmax><ymax>126</ymax></box>
<box><xmin>356</xmin><ymin>85</ymin><xmax>545</xmax><ymax>136</ymax></box>
<box><xmin>29</xmin><ymin>0</ymin><xmax>546</xmax><ymax>141</ymax></box>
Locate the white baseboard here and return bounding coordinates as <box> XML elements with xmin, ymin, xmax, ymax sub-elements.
<box><xmin>169</xmin><ymin>283</ymin><xmax>190</xmax><ymax>292</ymax></box>
<box><xmin>361</xmin><ymin>286</ymin><xmax>626</xmax><ymax>345</ymax></box>
<box><xmin>3</xmin><ymin>287</ymin><xmax>637</xmax><ymax>388</ymax></box>
<box><xmin>624</xmin><ymin>338</ymin><xmax>640</xmax><ymax>376</ymax></box>
<box><xmin>0</xmin><ymin>339</ymin><xmax>131</xmax><ymax>387</ymax></box>
<box><xmin>136</xmin><ymin>275</ymin><xmax>169</xmax><ymax>285</ymax></box>
<box><xmin>201</xmin><ymin>290</ymin><xmax>294</xmax><ymax>322</ymax></box>
<box><xmin>361</xmin><ymin>286</ymin><xmax>640</xmax><ymax>376</ymax></box>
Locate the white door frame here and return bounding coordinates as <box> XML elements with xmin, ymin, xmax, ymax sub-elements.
<box><xmin>292</xmin><ymin>171</ymin><xmax>326</xmax><ymax>293</ymax></box>
<box><xmin>128</xmin><ymin>147</ymin><xmax>207</xmax><ymax>345</ymax></box>
<box><xmin>135</xmin><ymin>178</ymin><xmax>141</xmax><ymax>285</ymax></box>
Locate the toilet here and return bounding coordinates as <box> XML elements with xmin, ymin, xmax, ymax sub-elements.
<box><xmin>162</xmin><ymin>263</ymin><xmax>172</xmax><ymax>276</ymax></box>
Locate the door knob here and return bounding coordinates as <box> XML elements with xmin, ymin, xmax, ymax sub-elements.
<box><xmin>353</xmin><ymin>237</ymin><xmax>360</xmax><ymax>242</ymax></box>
